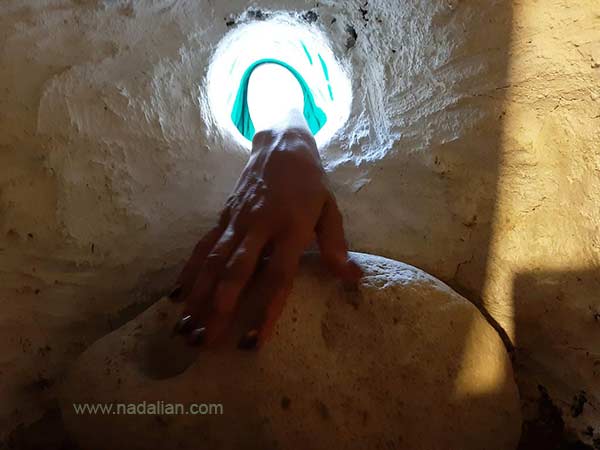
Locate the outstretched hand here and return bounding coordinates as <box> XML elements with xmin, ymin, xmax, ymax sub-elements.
<box><xmin>171</xmin><ymin>127</ymin><xmax>361</xmax><ymax>349</ymax></box>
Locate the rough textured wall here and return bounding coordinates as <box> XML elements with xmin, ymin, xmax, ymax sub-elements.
<box><xmin>0</xmin><ymin>0</ymin><xmax>598</xmax><ymax>445</ymax></box>
<box><xmin>475</xmin><ymin>1</ymin><xmax>600</xmax><ymax>443</ymax></box>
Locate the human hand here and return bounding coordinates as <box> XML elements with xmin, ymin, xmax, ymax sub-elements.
<box><xmin>171</xmin><ymin>127</ymin><xmax>362</xmax><ymax>349</ymax></box>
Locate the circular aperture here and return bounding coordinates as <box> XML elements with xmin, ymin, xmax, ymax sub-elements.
<box><xmin>204</xmin><ymin>15</ymin><xmax>352</xmax><ymax>150</ymax></box>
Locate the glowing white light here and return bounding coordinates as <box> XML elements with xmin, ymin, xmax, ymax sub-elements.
<box><xmin>247</xmin><ymin>63</ymin><xmax>305</xmax><ymax>133</ymax></box>
<box><xmin>203</xmin><ymin>15</ymin><xmax>352</xmax><ymax>150</ymax></box>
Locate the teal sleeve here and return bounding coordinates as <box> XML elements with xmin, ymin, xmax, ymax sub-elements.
<box><xmin>230</xmin><ymin>58</ymin><xmax>327</xmax><ymax>140</ymax></box>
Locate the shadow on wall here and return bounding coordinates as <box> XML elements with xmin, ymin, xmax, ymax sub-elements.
<box><xmin>514</xmin><ymin>268</ymin><xmax>600</xmax><ymax>450</ymax></box>
<box><xmin>329</xmin><ymin>0</ymin><xmax>522</xmax><ymax>443</ymax></box>
<box><xmin>431</xmin><ymin>5</ymin><xmax>600</xmax><ymax>448</ymax></box>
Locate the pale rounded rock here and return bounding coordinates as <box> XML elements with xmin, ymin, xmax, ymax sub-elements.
<box><xmin>60</xmin><ymin>253</ymin><xmax>521</xmax><ymax>450</ymax></box>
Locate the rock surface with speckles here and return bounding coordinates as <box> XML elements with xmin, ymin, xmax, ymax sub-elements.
<box><xmin>61</xmin><ymin>253</ymin><xmax>521</xmax><ymax>450</ymax></box>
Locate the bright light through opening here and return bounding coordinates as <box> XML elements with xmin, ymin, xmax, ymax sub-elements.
<box><xmin>204</xmin><ymin>14</ymin><xmax>352</xmax><ymax>150</ymax></box>
<box><xmin>247</xmin><ymin>63</ymin><xmax>304</xmax><ymax>132</ymax></box>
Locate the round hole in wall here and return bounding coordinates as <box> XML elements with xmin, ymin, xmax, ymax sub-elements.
<box><xmin>204</xmin><ymin>14</ymin><xmax>352</xmax><ymax>150</ymax></box>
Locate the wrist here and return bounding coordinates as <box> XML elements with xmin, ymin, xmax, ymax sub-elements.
<box><xmin>252</xmin><ymin>127</ymin><xmax>321</xmax><ymax>166</ymax></box>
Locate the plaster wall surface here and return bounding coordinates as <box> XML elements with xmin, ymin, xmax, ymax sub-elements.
<box><xmin>0</xmin><ymin>0</ymin><xmax>598</xmax><ymax>444</ymax></box>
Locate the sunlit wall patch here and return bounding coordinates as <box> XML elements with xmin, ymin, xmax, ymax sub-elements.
<box><xmin>203</xmin><ymin>14</ymin><xmax>352</xmax><ymax>150</ymax></box>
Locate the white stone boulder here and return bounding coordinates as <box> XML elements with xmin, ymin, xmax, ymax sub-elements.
<box><xmin>60</xmin><ymin>253</ymin><xmax>521</xmax><ymax>450</ymax></box>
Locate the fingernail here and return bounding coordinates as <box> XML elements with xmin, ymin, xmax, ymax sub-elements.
<box><xmin>168</xmin><ymin>284</ymin><xmax>182</xmax><ymax>301</ymax></box>
<box><xmin>188</xmin><ymin>327</ymin><xmax>206</xmax><ymax>346</ymax></box>
<box><xmin>238</xmin><ymin>329</ymin><xmax>259</xmax><ymax>351</ymax></box>
<box><xmin>173</xmin><ymin>314</ymin><xmax>193</xmax><ymax>335</ymax></box>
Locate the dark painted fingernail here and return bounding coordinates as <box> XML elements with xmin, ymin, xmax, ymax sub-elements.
<box><xmin>188</xmin><ymin>327</ymin><xmax>206</xmax><ymax>346</ymax></box>
<box><xmin>173</xmin><ymin>314</ymin><xmax>193</xmax><ymax>335</ymax></box>
<box><xmin>168</xmin><ymin>284</ymin><xmax>182</xmax><ymax>301</ymax></box>
<box><xmin>238</xmin><ymin>329</ymin><xmax>259</xmax><ymax>351</ymax></box>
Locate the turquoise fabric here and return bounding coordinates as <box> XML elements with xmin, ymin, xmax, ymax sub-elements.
<box><xmin>231</xmin><ymin>58</ymin><xmax>327</xmax><ymax>140</ymax></box>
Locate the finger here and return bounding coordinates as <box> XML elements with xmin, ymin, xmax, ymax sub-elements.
<box><xmin>315</xmin><ymin>196</ymin><xmax>363</xmax><ymax>282</ymax></box>
<box><xmin>171</xmin><ymin>209</ymin><xmax>230</xmax><ymax>300</ymax></box>
<box><xmin>175</xmin><ymin>222</ymin><xmax>245</xmax><ymax>334</ymax></box>
<box><xmin>255</xmin><ymin>276</ymin><xmax>294</xmax><ymax>347</ymax></box>
<box><xmin>240</xmin><ymin>235</ymin><xmax>306</xmax><ymax>349</ymax></box>
<box><xmin>202</xmin><ymin>230</ymin><xmax>271</xmax><ymax>345</ymax></box>
<box><xmin>172</xmin><ymin>226</ymin><xmax>223</xmax><ymax>300</ymax></box>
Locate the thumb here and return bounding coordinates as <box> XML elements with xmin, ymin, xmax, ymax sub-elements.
<box><xmin>316</xmin><ymin>196</ymin><xmax>363</xmax><ymax>282</ymax></box>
